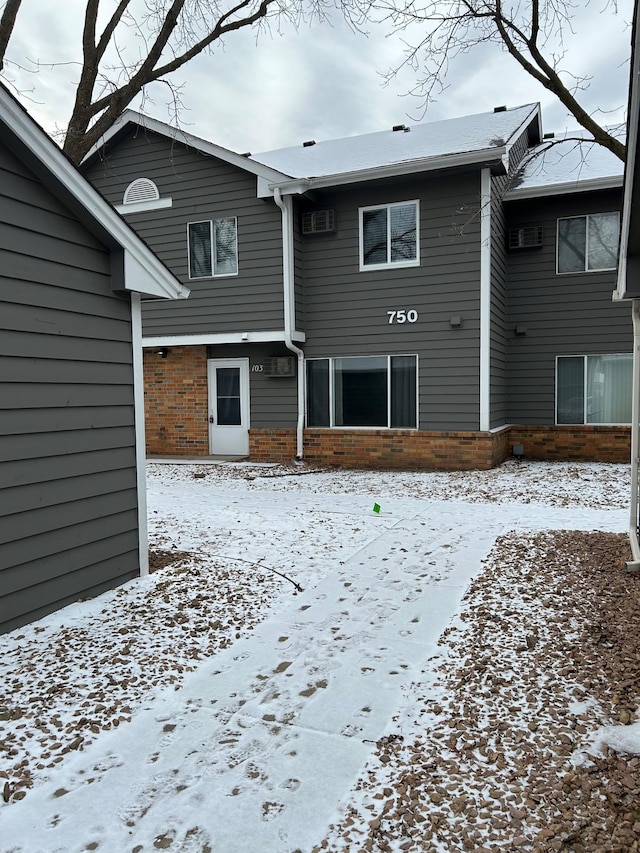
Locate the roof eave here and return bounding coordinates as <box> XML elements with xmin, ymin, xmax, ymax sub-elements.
<box><xmin>83</xmin><ymin>109</ymin><xmax>291</xmax><ymax>185</ymax></box>
<box><xmin>260</xmin><ymin>146</ymin><xmax>509</xmax><ymax>197</ymax></box>
<box><xmin>505</xmin><ymin>175</ymin><xmax>623</xmax><ymax>201</ymax></box>
<box><xmin>0</xmin><ymin>88</ymin><xmax>188</xmax><ymax>302</ymax></box>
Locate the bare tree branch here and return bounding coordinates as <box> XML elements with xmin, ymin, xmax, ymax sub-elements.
<box><xmin>364</xmin><ymin>0</ymin><xmax>627</xmax><ymax>161</ymax></box>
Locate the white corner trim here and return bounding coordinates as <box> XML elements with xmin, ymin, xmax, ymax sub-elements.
<box><xmin>480</xmin><ymin>168</ymin><xmax>492</xmax><ymax>432</ymax></box>
<box><xmin>116</xmin><ymin>197</ymin><xmax>173</xmax><ymax>214</ymax></box>
<box><xmin>142</xmin><ymin>330</ymin><xmax>306</xmax><ymax>347</ymax></box>
<box><xmin>131</xmin><ymin>294</ymin><xmax>149</xmax><ymax>578</ymax></box>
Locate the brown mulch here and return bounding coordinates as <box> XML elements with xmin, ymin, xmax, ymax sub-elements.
<box><xmin>316</xmin><ymin>531</ymin><xmax>640</xmax><ymax>853</ymax></box>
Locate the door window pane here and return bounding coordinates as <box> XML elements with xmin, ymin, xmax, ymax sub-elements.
<box><xmin>216</xmin><ymin>367</ymin><xmax>241</xmax><ymax>425</ymax></box>
<box><xmin>335</xmin><ymin>357</ymin><xmax>387</xmax><ymax>426</ymax></box>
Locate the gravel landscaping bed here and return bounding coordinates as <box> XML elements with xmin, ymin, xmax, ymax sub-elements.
<box><xmin>315</xmin><ymin>530</ymin><xmax>640</xmax><ymax>853</ymax></box>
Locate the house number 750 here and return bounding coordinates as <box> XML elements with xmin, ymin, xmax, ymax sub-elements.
<box><xmin>387</xmin><ymin>309</ymin><xmax>418</xmax><ymax>324</ymax></box>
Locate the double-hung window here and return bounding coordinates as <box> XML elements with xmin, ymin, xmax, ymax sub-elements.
<box><xmin>556</xmin><ymin>354</ymin><xmax>631</xmax><ymax>424</ymax></box>
<box><xmin>306</xmin><ymin>355</ymin><xmax>418</xmax><ymax>428</ymax></box>
<box><xmin>187</xmin><ymin>218</ymin><xmax>238</xmax><ymax>278</ymax></box>
<box><xmin>557</xmin><ymin>213</ymin><xmax>619</xmax><ymax>274</ymax></box>
<box><xmin>359</xmin><ymin>201</ymin><xmax>419</xmax><ymax>270</ymax></box>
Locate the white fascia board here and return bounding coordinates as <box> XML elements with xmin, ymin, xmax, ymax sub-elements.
<box><xmin>142</xmin><ymin>330</ymin><xmax>306</xmax><ymax>347</ymax></box>
<box><xmin>505</xmin><ymin>175</ymin><xmax>623</xmax><ymax>200</ymax></box>
<box><xmin>84</xmin><ymin>109</ymin><xmax>290</xmax><ymax>186</ymax></box>
<box><xmin>0</xmin><ymin>89</ymin><xmax>188</xmax><ymax>302</ymax></box>
<box><xmin>261</xmin><ymin>147</ymin><xmax>508</xmax><ymax>197</ymax></box>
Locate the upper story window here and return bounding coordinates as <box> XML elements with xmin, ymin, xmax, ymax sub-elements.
<box><xmin>117</xmin><ymin>178</ymin><xmax>172</xmax><ymax>214</ymax></box>
<box><xmin>557</xmin><ymin>213</ymin><xmax>619</xmax><ymax>274</ymax></box>
<box><xmin>359</xmin><ymin>201</ymin><xmax>419</xmax><ymax>271</ymax></box>
<box><xmin>187</xmin><ymin>218</ymin><xmax>238</xmax><ymax>279</ymax></box>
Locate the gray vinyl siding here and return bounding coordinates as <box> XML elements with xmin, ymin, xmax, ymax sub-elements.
<box><xmin>207</xmin><ymin>343</ymin><xmax>297</xmax><ymax>428</ymax></box>
<box><xmin>84</xmin><ymin>130</ymin><xmax>285</xmax><ymax>337</ymax></box>
<box><xmin>1</xmin><ymin>142</ymin><xmax>139</xmax><ymax>633</ymax></box>
<box><xmin>299</xmin><ymin>172</ymin><xmax>483</xmax><ymax>431</ymax></box>
<box><xmin>505</xmin><ymin>189</ymin><xmax>630</xmax><ymax>423</ymax></box>
<box><xmin>490</xmin><ymin>174</ymin><xmax>508</xmax><ymax>428</ymax></box>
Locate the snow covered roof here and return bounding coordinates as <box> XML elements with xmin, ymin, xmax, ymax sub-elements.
<box><xmin>505</xmin><ymin>132</ymin><xmax>624</xmax><ymax>199</ymax></box>
<box><xmin>251</xmin><ymin>104</ymin><xmax>541</xmax><ymax>190</ymax></box>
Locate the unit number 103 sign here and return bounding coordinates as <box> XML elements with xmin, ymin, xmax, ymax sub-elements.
<box><xmin>387</xmin><ymin>309</ymin><xmax>418</xmax><ymax>324</ymax></box>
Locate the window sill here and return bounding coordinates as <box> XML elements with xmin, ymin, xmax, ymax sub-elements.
<box><xmin>359</xmin><ymin>260</ymin><xmax>420</xmax><ymax>273</ymax></box>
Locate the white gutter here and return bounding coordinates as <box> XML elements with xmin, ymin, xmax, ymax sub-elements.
<box><xmin>627</xmin><ymin>300</ymin><xmax>640</xmax><ymax>570</ymax></box>
<box><xmin>505</xmin><ymin>175</ymin><xmax>623</xmax><ymax>201</ymax></box>
<box><xmin>273</xmin><ymin>188</ymin><xmax>305</xmax><ymax>459</ymax></box>
<box><xmin>259</xmin><ymin>146</ymin><xmax>510</xmax><ymax>198</ymax></box>
<box><xmin>479</xmin><ymin>168</ymin><xmax>492</xmax><ymax>432</ymax></box>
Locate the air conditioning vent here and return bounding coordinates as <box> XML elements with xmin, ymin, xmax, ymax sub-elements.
<box><xmin>264</xmin><ymin>356</ymin><xmax>296</xmax><ymax>377</ymax></box>
<box><xmin>508</xmin><ymin>225</ymin><xmax>544</xmax><ymax>250</ymax></box>
<box><xmin>302</xmin><ymin>210</ymin><xmax>335</xmax><ymax>235</ymax></box>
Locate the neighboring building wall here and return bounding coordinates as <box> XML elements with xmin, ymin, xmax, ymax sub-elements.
<box><xmin>298</xmin><ymin>171</ymin><xmax>484</xmax><ymax>431</ymax></box>
<box><xmin>505</xmin><ymin>188</ymin><xmax>630</xmax><ymax>424</ymax></box>
<box><xmin>1</xmin><ymin>143</ymin><xmax>140</xmax><ymax>633</ymax></box>
<box><xmin>84</xmin><ymin>130</ymin><xmax>286</xmax><ymax>337</ymax></box>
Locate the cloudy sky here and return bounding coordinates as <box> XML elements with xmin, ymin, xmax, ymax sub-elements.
<box><xmin>1</xmin><ymin>0</ymin><xmax>634</xmax><ymax>155</ymax></box>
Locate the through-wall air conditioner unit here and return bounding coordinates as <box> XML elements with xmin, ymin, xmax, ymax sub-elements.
<box><xmin>302</xmin><ymin>210</ymin><xmax>335</xmax><ymax>235</ymax></box>
<box><xmin>264</xmin><ymin>356</ymin><xmax>296</xmax><ymax>377</ymax></box>
<box><xmin>508</xmin><ymin>225</ymin><xmax>544</xmax><ymax>250</ymax></box>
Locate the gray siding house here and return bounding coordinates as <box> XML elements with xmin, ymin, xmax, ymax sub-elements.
<box><xmin>82</xmin><ymin>104</ymin><xmax>629</xmax><ymax>469</ymax></box>
<box><xmin>0</xmin><ymin>86</ymin><xmax>188</xmax><ymax>633</ymax></box>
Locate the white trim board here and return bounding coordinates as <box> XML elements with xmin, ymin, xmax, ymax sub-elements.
<box><xmin>143</xmin><ymin>330</ymin><xmax>306</xmax><ymax>348</ymax></box>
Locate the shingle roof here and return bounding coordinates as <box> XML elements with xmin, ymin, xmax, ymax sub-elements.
<box><xmin>251</xmin><ymin>104</ymin><xmax>541</xmax><ymax>180</ymax></box>
<box><xmin>506</xmin><ymin>132</ymin><xmax>624</xmax><ymax>198</ymax></box>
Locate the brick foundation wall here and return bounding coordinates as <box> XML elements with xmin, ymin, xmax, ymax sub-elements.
<box><xmin>509</xmin><ymin>425</ymin><xmax>631</xmax><ymax>463</ymax></box>
<box><xmin>250</xmin><ymin>425</ymin><xmax>630</xmax><ymax>468</ymax></box>
<box><xmin>144</xmin><ymin>346</ymin><xmax>209</xmax><ymax>456</ymax></box>
<box><xmin>250</xmin><ymin>427</ymin><xmax>512</xmax><ymax>470</ymax></box>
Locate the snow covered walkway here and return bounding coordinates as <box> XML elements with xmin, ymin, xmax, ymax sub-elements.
<box><xmin>1</xmin><ymin>478</ymin><xmax>627</xmax><ymax>853</ymax></box>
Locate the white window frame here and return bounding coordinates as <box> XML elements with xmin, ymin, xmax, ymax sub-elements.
<box><xmin>359</xmin><ymin>201</ymin><xmax>420</xmax><ymax>271</ymax></box>
<box><xmin>555</xmin><ymin>353</ymin><xmax>632</xmax><ymax>425</ymax></box>
<box><xmin>187</xmin><ymin>217</ymin><xmax>238</xmax><ymax>279</ymax></box>
<box><xmin>305</xmin><ymin>354</ymin><xmax>419</xmax><ymax>429</ymax></box>
<box><xmin>556</xmin><ymin>212</ymin><xmax>620</xmax><ymax>275</ymax></box>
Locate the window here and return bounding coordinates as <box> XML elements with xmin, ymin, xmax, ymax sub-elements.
<box><xmin>557</xmin><ymin>213</ymin><xmax>619</xmax><ymax>273</ymax></box>
<box><xmin>306</xmin><ymin>355</ymin><xmax>417</xmax><ymax>428</ymax></box>
<box><xmin>187</xmin><ymin>218</ymin><xmax>238</xmax><ymax>278</ymax></box>
<box><xmin>556</xmin><ymin>354</ymin><xmax>631</xmax><ymax>424</ymax></box>
<box><xmin>360</xmin><ymin>201</ymin><xmax>419</xmax><ymax>270</ymax></box>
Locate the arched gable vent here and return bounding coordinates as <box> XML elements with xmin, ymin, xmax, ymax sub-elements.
<box><xmin>123</xmin><ymin>178</ymin><xmax>160</xmax><ymax>205</ymax></box>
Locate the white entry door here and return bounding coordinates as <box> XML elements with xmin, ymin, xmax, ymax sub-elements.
<box><xmin>207</xmin><ymin>358</ymin><xmax>250</xmax><ymax>456</ymax></box>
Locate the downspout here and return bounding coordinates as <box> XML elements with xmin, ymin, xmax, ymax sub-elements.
<box><xmin>274</xmin><ymin>187</ymin><xmax>305</xmax><ymax>459</ymax></box>
<box><xmin>479</xmin><ymin>168</ymin><xmax>492</xmax><ymax>432</ymax></box>
<box><xmin>627</xmin><ymin>299</ymin><xmax>640</xmax><ymax>569</ymax></box>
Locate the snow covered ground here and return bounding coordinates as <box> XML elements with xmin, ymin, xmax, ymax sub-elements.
<box><xmin>1</xmin><ymin>460</ymin><xmax>638</xmax><ymax>853</ymax></box>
